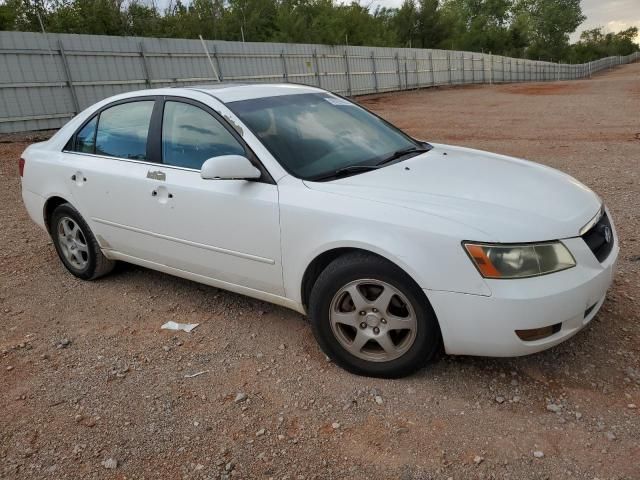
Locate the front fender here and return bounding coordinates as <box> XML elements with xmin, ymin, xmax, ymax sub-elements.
<box><xmin>278</xmin><ymin>180</ymin><xmax>491</xmax><ymax>304</ymax></box>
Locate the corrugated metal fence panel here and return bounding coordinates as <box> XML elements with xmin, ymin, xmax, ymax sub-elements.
<box><xmin>1</xmin><ymin>31</ymin><xmax>638</xmax><ymax>133</ymax></box>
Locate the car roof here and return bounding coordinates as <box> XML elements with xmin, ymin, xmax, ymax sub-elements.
<box><xmin>186</xmin><ymin>82</ymin><xmax>325</xmax><ymax>103</ymax></box>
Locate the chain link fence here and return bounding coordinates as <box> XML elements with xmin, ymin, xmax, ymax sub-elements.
<box><xmin>1</xmin><ymin>31</ymin><xmax>638</xmax><ymax>133</ymax></box>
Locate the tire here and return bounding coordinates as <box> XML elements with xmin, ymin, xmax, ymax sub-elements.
<box><xmin>309</xmin><ymin>252</ymin><xmax>441</xmax><ymax>378</ymax></box>
<box><xmin>49</xmin><ymin>203</ymin><xmax>115</xmax><ymax>280</ymax></box>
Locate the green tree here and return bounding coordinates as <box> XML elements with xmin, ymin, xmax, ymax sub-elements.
<box><xmin>393</xmin><ymin>0</ymin><xmax>418</xmax><ymax>47</ymax></box>
<box><xmin>415</xmin><ymin>0</ymin><xmax>448</xmax><ymax>48</ymax></box>
<box><xmin>516</xmin><ymin>0</ymin><xmax>585</xmax><ymax>61</ymax></box>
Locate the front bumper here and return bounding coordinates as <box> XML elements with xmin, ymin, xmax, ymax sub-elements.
<box><xmin>427</xmin><ymin>235</ymin><xmax>619</xmax><ymax>357</ymax></box>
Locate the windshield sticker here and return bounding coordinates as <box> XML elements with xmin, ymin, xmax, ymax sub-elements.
<box><xmin>325</xmin><ymin>97</ymin><xmax>354</xmax><ymax>107</ymax></box>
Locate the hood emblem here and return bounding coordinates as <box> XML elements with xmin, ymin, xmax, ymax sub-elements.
<box><xmin>601</xmin><ymin>225</ymin><xmax>612</xmax><ymax>244</ymax></box>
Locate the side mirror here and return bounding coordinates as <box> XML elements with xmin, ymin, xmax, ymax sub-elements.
<box><xmin>200</xmin><ymin>155</ymin><xmax>262</xmax><ymax>180</ymax></box>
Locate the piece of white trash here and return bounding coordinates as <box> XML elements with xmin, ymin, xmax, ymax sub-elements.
<box><xmin>161</xmin><ymin>321</ymin><xmax>200</xmax><ymax>333</ymax></box>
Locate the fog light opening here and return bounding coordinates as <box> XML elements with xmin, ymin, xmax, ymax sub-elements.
<box><xmin>515</xmin><ymin>323</ymin><xmax>562</xmax><ymax>342</ymax></box>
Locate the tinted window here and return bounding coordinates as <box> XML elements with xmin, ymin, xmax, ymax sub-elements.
<box><xmin>95</xmin><ymin>101</ymin><xmax>154</xmax><ymax>160</ymax></box>
<box><xmin>228</xmin><ymin>93</ymin><xmax>417</xmax><ymax>180</ymax></box>
<box><xmin>74</xmin><ymin>116</ymin><xmax>97</xmax><ymax>153</ymax></box>
<box><xmin>162</xmin><ymin>101</ymin><xmax>244</xmax><ymax>170</ymax></box>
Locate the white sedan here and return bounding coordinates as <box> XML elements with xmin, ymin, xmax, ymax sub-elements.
<box><xmin>20</xmin><ymin>84</ymin><xmax>618</xmax><ymax>378</ymax></box>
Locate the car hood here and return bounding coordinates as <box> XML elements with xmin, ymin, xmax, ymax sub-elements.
<box><xmin>303</xmin><ymin>143</ymin><xmax>601</xmax><ymax>242</ymax></box>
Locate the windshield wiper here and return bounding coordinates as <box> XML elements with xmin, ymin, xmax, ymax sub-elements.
<box><xmin>376</xmin><ymin>146</ymin><xmax>431</xmax><ymax>166</ymax></box>
<box><xmin>309</xmin><ymin>164</ymin><xmax>381</xmax><ymax>182</ymax></box>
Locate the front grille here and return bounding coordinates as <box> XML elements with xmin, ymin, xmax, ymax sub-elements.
<box><xmin>581</xmin><ymin>211</ymin><xmax>614</xmax><ymax>262</ymax></box>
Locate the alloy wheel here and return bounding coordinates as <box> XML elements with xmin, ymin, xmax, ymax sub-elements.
<box><xmin>329</xmin><ymin>279</ymin><xmax>417</xmax><ymax>362</ymax></box>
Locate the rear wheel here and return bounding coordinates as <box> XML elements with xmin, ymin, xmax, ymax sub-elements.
<box><xmin>309</xmin><ymin>252</ymin><xmax>441</xmax><ymax>378</ymax></box>
<box><xmin>50</xmin><ymin>203</ymin><xmax>115</xmax><ymax>280</ymax></box>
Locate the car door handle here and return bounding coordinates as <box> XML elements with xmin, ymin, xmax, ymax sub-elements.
<box><xmin>151</xmin><ymin>187</ymin><xmax>173</xmax><ymax>198</ymax></box>
<box><xmin>71</xmin><ymin>172</ymin><xmax>87</xmax><ymax>183</ymax></box>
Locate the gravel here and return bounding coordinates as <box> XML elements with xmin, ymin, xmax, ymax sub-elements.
<box><xmin>1</xmin><ymin>64</ymin><xmax>639</xmax><ymax>479</ymax></box>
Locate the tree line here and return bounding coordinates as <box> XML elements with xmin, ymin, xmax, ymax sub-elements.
<box><xmin>0</xmin><ymin>0</ymin><xmax>638</xmax><ymax>63</ymax></box>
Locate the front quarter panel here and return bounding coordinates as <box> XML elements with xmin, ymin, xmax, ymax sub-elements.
<box><xmin>278</xmin><ymin>176</ymin><xmax>492</xmax><ymax>304</ymax></box>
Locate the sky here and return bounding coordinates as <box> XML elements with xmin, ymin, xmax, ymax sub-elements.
<box><xmin>570</xmin><ymin>0</ymin><xmax>640</xmax><ymax>42</ymax></box>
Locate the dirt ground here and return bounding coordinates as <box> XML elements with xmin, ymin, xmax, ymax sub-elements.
<box><xmin>1</xmin><ymin>63</ymin><xmax>639</xmax><ymax>480</ymax></box>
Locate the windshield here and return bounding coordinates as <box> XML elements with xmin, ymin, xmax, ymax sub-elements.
<box><xmin>227</xmin><ymin>93</ymin><xmax>420</xmax><ymax>180</ymax></box>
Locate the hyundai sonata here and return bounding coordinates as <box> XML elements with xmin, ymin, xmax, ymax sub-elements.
<box><xmin>20</xmin><ymin>84</ymin><xmax>618</xmax><ymax>377</ymax></box>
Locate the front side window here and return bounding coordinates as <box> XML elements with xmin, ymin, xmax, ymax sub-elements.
<box><xmin>228</xmin><ymin>93</ymin><xmax>418</xmax><ymax>180</ymax></box>
<box><xmin>162</xmin><ymin>101</ymin><xmax>245</xmax><ymax>170</ymax></box>
<box><xmin>95</xmin><ymin>101</ymin><xmax>154</xmax><ymax>160</ymax></box>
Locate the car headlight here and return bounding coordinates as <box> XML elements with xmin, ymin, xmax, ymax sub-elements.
<box><xmin>463</xmin><ymin>241</ymin><xmax>576</xmax><ymax>279</ymax></box>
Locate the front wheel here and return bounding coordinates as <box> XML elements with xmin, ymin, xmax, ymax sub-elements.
<box><xmin>309</xmin><ymin>252</ymin><xmax>441</xmax><ymax>378</ymax></box>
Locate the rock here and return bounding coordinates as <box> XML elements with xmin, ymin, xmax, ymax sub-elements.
<box><xmin>162</xmin><ymin>346</ymin><xmax>171</xmax><ymax>352</ymax></box>
<box><xmin>546</xmin><ymin>403</ymin><xmax>562</xmax><ymax>413</ymax></box>
<box><xmin>533</xmin><ymin>451</ymin><xmax>544</xmax><ymax>458</ymax></box>
<box><xmin>256</xmin><ymin>428</ymin><xmax>265</xmax><ymax>437</ymax></box>
<box><xmin>6</xmin><ymin>365</ymin><xmax>14</xmax><ymax>371</ymax></box>
<box><xmin>495</xmin><ymin>396</ymin><xmax>505</xmax><ymax>404</ymax></box>
<box><xmin>605</xmin><ymin>431</ymin><xmax>617</xmax><ymax>441</ymax></box>
<box><xmin>234</xmin><ymin>392</ymin><xmax>247</xmax><ymax>403</ymax></box>
<box><xmin>374</xmin><ymin>395</ymin><xmax>384</xmax><ymax>405</ymax></box>
<box><xmin>57</xmin><ymin>338</ymin><xmax>71</xmax><ymax>349</ymax></box>
<box><xmin>473</xmin><ymin>455</ymin><xmax>484</xmax><ymax>465</ymax></box>
<box><xmin>278</xmin><ymin>344</ymin><xmax>286</xmax><ymax>350</ymax></box>
<box><xmin>331</xmin><ymin>422</ymin><xmax>340</xmax><ymax>429</ymax></box>
<box><xmin>575</xmin><ymin>412</ymin><xmax>582</xmax><ymax>420</ymax></box>
<box><xmin>628</xmin><ymin>404</ymin><xmax>637</xmax><ymax>409</ymax></box>
<box><xmin>101</xmin><ymin>458</ymin><xmax>118</xmax><ymax>469</ymax></box>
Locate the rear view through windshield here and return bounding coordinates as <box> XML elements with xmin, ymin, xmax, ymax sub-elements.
<box><xmin>228</xmin><ymin>93</ymin><xmax>417</xmax><ymax>180</ymax></box>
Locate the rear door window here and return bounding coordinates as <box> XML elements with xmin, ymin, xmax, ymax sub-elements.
<box><xmin>95</xmin><ymin>101</ymin><xmax>154</xmax><ymax>160</ymax></box>
<box><xmin>74</xmin><ymin>116</ymin><xmax>97</xmax><ymax>153</ymax></box>
<box><xmin>161</xmin><ymin>101</ymin><xmax>245</xmax><ymax>170</ymax></box>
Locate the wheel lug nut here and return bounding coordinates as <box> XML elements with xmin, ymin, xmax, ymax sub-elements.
<box><xmin>373</xmin><ymin>327</ymin><xmax>380</xmax><ymax>334</ymax></box>
<box><xmin>359</xmin><ymin>311</ymin><xmax>366</xmax><ymax>316</ymax></box>
<box><xmin>360</xmin><ymin>322</ymin><xmax>367</xmax><ymax>329</ymax></box>
<box><xmin>381</xmin><ymin>318</ymin><xmax>386</xmax><ymax>324</ymax></box>
<box><xmin>372</xmin><ymin>308</ymin><xmax>378</xmax><ymax>313</ymax></box>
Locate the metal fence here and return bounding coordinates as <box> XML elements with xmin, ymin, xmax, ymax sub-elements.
<box><xmin>1</xmin><ymin>31</ymin><xmax>638</xmax><ymax>133</ymax></box>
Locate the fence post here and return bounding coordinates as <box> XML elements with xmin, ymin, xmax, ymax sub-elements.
<box><xmin>404</xmin><ymin>57</ymin><xmax>409</xmax><ymax>89</ymax></box>
<box><xmin>481</xmin><ymin>55</ymin><xmax>485</xmax><ymax>83</ymax></box>
<box><xmin>370</xmin><ymin>51</ymin><xmax>378</xmax><ymax>93</ymax></box>
<box><xmin>414</xmin><ymin>52</ymin><xmax>418</xmax><ymax>88</ymax></box>
<box><xmin>280</xmin><ymin>50</ymin><xmax>288</xmax><ymax>82</ymax></box>
<box><xmin>428</xmin><ymin>50</ymin><xmax>435</xmax><ymax>86</ymax></box>
<box><xmin>58</xmin><ymin>40</ymin><xmax>80</xmax><ymax>114</ymax></box>
<box><xmin>212</xmin><ymin>45</ymin><xmax>224</xmax><ymax>81</ymax></box>
<box><xmin>344</xmin><ymin>49</ymin><xmax>353</xmax><ymax>96</ymax></box>
<box><xmin>138</xmin><ymin>41</ymin><xmax>152</xmax><ymax>88</ymax></box>
<box><xmin>395</xmin><ymin>53</ymin><xmax>403</xmax><ymax>89</ymax></box>
<box><xmin>312</xmin><ymin>50</ymin><xmax>321</xmax><ymax>87</ymax></box>
<box><xmin>447</xmin><ymin>52</ymin><xmax>452</xmax><ymax>84</ymax></box>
